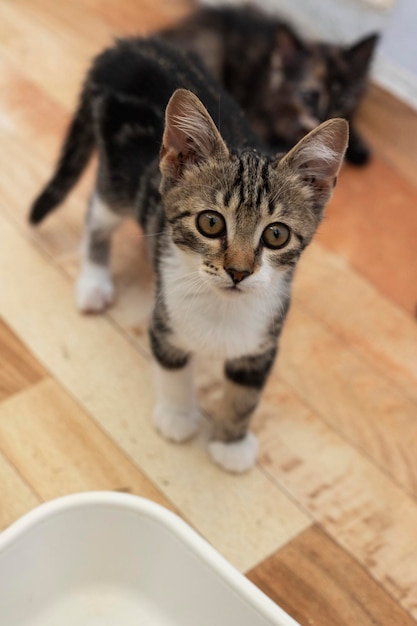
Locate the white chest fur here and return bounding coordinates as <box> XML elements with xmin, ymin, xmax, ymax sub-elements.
<box><xmin>161</xmin><ymin>251</ymin><xmax>289</xmax><ymax>360</ymax></box>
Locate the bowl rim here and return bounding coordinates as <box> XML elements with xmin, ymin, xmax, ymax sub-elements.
<box><xmin>0</xmin><ymin>491</ymin><xmax>299</xmax><ymax>626</ymax></box>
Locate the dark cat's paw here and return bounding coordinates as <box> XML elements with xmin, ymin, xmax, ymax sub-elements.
<box><xmin>345</xmin><ymin>141</ymin><xmax>371</xmax><ymax>166</ymax></box>
<box><xmin>345</xmin><ymin>127</ymin><xmax>371</xmax><ymax>166</ymax></box>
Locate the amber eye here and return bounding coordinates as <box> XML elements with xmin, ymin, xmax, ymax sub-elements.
<box><xmin>196</xmin><ymin>211</ymin><xmax>226</xmax><ymax>238</ymax></box>
<box><xmin>262</xmin><ymin>223</ymin><xmax>291</xmax><ymax>249</ymax></box>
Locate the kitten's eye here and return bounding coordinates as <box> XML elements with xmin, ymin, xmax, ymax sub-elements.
<box><xmin>262</xmin><ymin>223</ymin><xmax>291</xmax><ymax>249</ymax></box>
<box><xmin>196</xmin><ymin>211</ymin><xmax>226</xmax><ymax>238</ymax></box>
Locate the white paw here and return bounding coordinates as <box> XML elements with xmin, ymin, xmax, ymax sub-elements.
<box><xmin>153</xmin><ymin>405</ymin><xmax>200</xmax><ymax>443</ymax></box>
<box><xmin>76</xmin><ymin>267</ymin><xmax>114</xmax><ymax>313</ymax></box>
<box><xmin>208</xmin><ymin>433</ymin><xmax>258</xmax><ymax>473</ymax></box>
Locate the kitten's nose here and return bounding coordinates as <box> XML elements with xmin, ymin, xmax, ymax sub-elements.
<box><xmin>225</xmin><ymin>267</ymin><xmax>252</xmax><ymax>284</ymax></box>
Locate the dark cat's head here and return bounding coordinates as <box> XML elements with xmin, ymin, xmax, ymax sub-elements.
<box><xmin>253</xmin><ymin>28</ymin><xmax>378</xmax><ymax>151</ymax></box>
<box><xmin>159</xmin><ymin>89</ymin><xmax>348</xmax><ymax>297</ymax></box>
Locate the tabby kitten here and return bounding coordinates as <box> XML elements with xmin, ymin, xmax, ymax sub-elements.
<box><xmin>30</xmin><ymin>37</ymin><xmax>348</xmax><ymax>472</ymax></box>
<box><xmin>161</xmin><ymin>4</ymin><xmax>377</xmax><ymax>165</ymax></box>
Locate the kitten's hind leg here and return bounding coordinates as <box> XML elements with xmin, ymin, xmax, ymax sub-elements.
<box><xmin>76</xmin><ymin>191</ymin><xmax>122</xmax><ymax>313</ymax></box>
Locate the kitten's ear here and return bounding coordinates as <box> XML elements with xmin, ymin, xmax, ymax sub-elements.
<box><xmin>278</xmin><ymin>118</ymin><xmax>348</xmax><ymax>204</ymax></box>
<box><xmin>346</xmin><ymin>33</ymin><xmax>379</xmax><ymax>72</ymax></box>
<box><xmin>160</xmin><ymin>89</ymin><xmax>229</xmax><ymax>183</ymax></box>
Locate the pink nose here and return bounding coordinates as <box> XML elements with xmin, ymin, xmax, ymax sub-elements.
<box><xmin>225</xmin><ymin>267</ymin><xmax>251</xmax><ymax>284</ymax></box>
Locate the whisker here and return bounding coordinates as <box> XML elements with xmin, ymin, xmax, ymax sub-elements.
<box><xmin>140</xmin><ymin>230</ymin><xmax>166</xmax><ymax>238</ymax></box>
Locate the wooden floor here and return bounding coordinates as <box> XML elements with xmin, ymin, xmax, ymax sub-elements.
<box><xmin>1</xmin><ymin>1</ymin><xmax>417</xmax><ymax>624</ymax></box>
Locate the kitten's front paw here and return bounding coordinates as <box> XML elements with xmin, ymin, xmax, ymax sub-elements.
<box><xmin>76</xmin><ymin>269</ymin><xmax>114</xmax><ymax>313</ymax></box>
<box><xmin>208</xmin><ymin>433</ymin><xmax>258</xmax><ymax>473</ymax></box>
<box><xmin>153</xmin><ymin>405</ymin><xmax>200</xmax><ymax>443</ymax></box>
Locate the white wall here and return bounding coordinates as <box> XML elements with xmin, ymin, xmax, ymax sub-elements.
<box><xmin>201</xmin><ymin>0</ymin><xmax>389</xmax><ymax>43</ymax></box>
<box><xmin>375</xmin><ymin>0</ymin><xmax>417</xmax><ymax>109</ymax></box>
<box><xmin>379</xmin><ymin>0</ymin><xmax>417</xmax><ymax>77</ymax></box>
<box><xmin>256</xmin><ymin>0</ymin><xmax>389</xmax><ymax>43</ymax></box>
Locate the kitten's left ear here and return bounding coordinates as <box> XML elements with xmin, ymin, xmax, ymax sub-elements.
<box><xmin>160</xmin><ymin>88</ymin><xmax>229</xmax><ymax>184</ymax></box>
<box><xmin>346</xmin><ymin>33</ymin><xmax>379</xmax><ymax>72</ymax></box>
<box><xmin>278</xmin><ymin>118</ymin><xmax>348</xmax><ymax>206</ymax></box>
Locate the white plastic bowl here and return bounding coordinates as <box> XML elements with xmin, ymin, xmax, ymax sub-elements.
<box><xmin>0</xmin><ymin>492</ymin><xmax>300</xmax><ymax>625</ymax></box>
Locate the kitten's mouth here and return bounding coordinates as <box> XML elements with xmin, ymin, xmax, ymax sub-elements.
<box><xmin>222</xmin><ymin>285</ymin><xmax>243</xmax><ymax>295</ymax></box>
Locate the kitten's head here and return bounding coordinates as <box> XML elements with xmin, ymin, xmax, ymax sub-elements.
<box><xmin>257</xmin><ymin>30</ymin><xmax>378</xmax><ymax>149</ymax></box>
<box><xmin>160</xmin><ymin>89</ymin><xmax>347</xmax><ymax>297</ymax></box>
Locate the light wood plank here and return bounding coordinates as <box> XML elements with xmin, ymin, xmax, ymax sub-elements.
<box><xmin>18</xmin><ymin>0</ymin><xmax>117</xmax><ymax>50</ymax></box>
<box><xmin>294</xmin><ymin>242</ymin><xmax>417</xmax><ymax>404</ymax></box>
<box><xmin>0</xmin><ymin>52</ymin><xmax>92</xmax><ymax>258</ymax></box>
<box><xmin>81</xmin><ymin>0</ymin><xmax>192</xmax><ymax>34</ymax></box>
<box><xmin>255</xmin><ymin>381</ymin><xmax>417</xmax><ymax>618</ymax></box>
<box><xmin>0</xmin><ymin>56</ymin><xmax>71</xmax><ymax>162</ymax></box>
<box><xmin>0</xmin><ymin>0</ymin><xmax>92</xmax><ymax>109</ymax></box>
<box><xmin>278</xmin><ymin>304</ymin><xmax>417</xmax><ymax>499</ymax></box>
<box><xmin>0</xmin><ymin>452</ymin><xmax>40</xmax><ymax>531</ymax></box>
<box><xmin>0</xmin><ymin>378</ymin><xmax>172</xmax><ymax>507</ymax></box>
<box><xmin>0</xmin><ymin>0</ymin><xmax>191</xmax><ymax>111</ymax></box>
<box><xmin>25</xmin><ymin>0</ymin><xmax>191</xmax><ymax>40</ymax></box>
<box><xmin>0</xmin><ymin>211</ymin><xmax>310</xmax><ymax>572</ymax></box>
<box><xmin>0</xmin><ymin>319</ymin><xmax>46</xmax><ymax>402</ymax></box>
<box><xmin>247</xmin><ymin>525</ymin><xmax>416</xmax><ymax>626</ymax></box>
<box><xmin>0</xmin><ymin>61</ymin><xmax>92</xmax><ymax>233</ymax></box>
<box><xmin>0</xmin><ymin>130</ymin><xmax>86</xmax><ymax>259</ymax></box>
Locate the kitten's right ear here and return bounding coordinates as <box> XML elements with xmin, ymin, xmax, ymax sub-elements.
<box><xmin>160</xmin><ymin>89</ymin><xmax>229</xmax><ymax>184</ymax></box>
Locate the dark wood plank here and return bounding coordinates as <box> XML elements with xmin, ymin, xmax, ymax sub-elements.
<box><xmin>247</xmin><ymin>525</ymin><xmax>416</xmax><ymax>626</ymax></box>
<box><xmin>0</xmin><ymin>319</ymin><xmax>46</xmax><ymax>401</ymax></box>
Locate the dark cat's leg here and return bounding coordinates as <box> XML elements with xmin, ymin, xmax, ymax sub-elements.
<box><xmin>208</xmin><ymin>349</ymin><xmax>276</xmax><ymax>473</ymax></box>
<box><xmin>345</xmin><ymin>124</ymin><xmax>371</xmax><ymax>166</ymax></box>
<box><xmin>76</xmin><ymin>191</ymin><xmax>123</xmax><ymax>313</ymax></box>
<box><xmin>150</xmin><ymin>315</ymin><xmax>200</xmax><ymax>442</ymax></box>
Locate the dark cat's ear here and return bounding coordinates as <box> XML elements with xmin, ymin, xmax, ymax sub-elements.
<box><xmin>278</xmin><ymin>118</ymin><xmax>348</xmax><ymax>203</ymax></box>
<box><xmin>346</xmin><ymin>33</ymin><xmax>379</xmax><ymax>73</ymax></box>
<box><xmin>275</xmin><ymin>25</ymin><xmax>305</xmax><ymax>68</ymax></box>
<box><xmin>160</xmin><ymin>88</ymin><xmax>229</xmax><ymax>183</ymax></box>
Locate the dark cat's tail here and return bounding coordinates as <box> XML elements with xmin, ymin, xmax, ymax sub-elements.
<box><xmin>29</xmin><ymin>87</ymin><xmax>94</xmax><ymax>224</ymax></box>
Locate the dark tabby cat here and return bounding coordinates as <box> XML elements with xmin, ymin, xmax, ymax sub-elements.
<box><xmin>30</xmin><ymin>37</ymin><xmax>347</xmax><ymax>472</ymax></box>
<box><xmin>161</xmin><ymin>4</ymin><xmax>377</xmax><ymax>165</ymax></box>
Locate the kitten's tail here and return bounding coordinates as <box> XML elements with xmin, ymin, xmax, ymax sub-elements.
<box><xmin>29</xmin><ymin>87</ymin><xmax>94</xmax><ymax>224</ymax></box>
